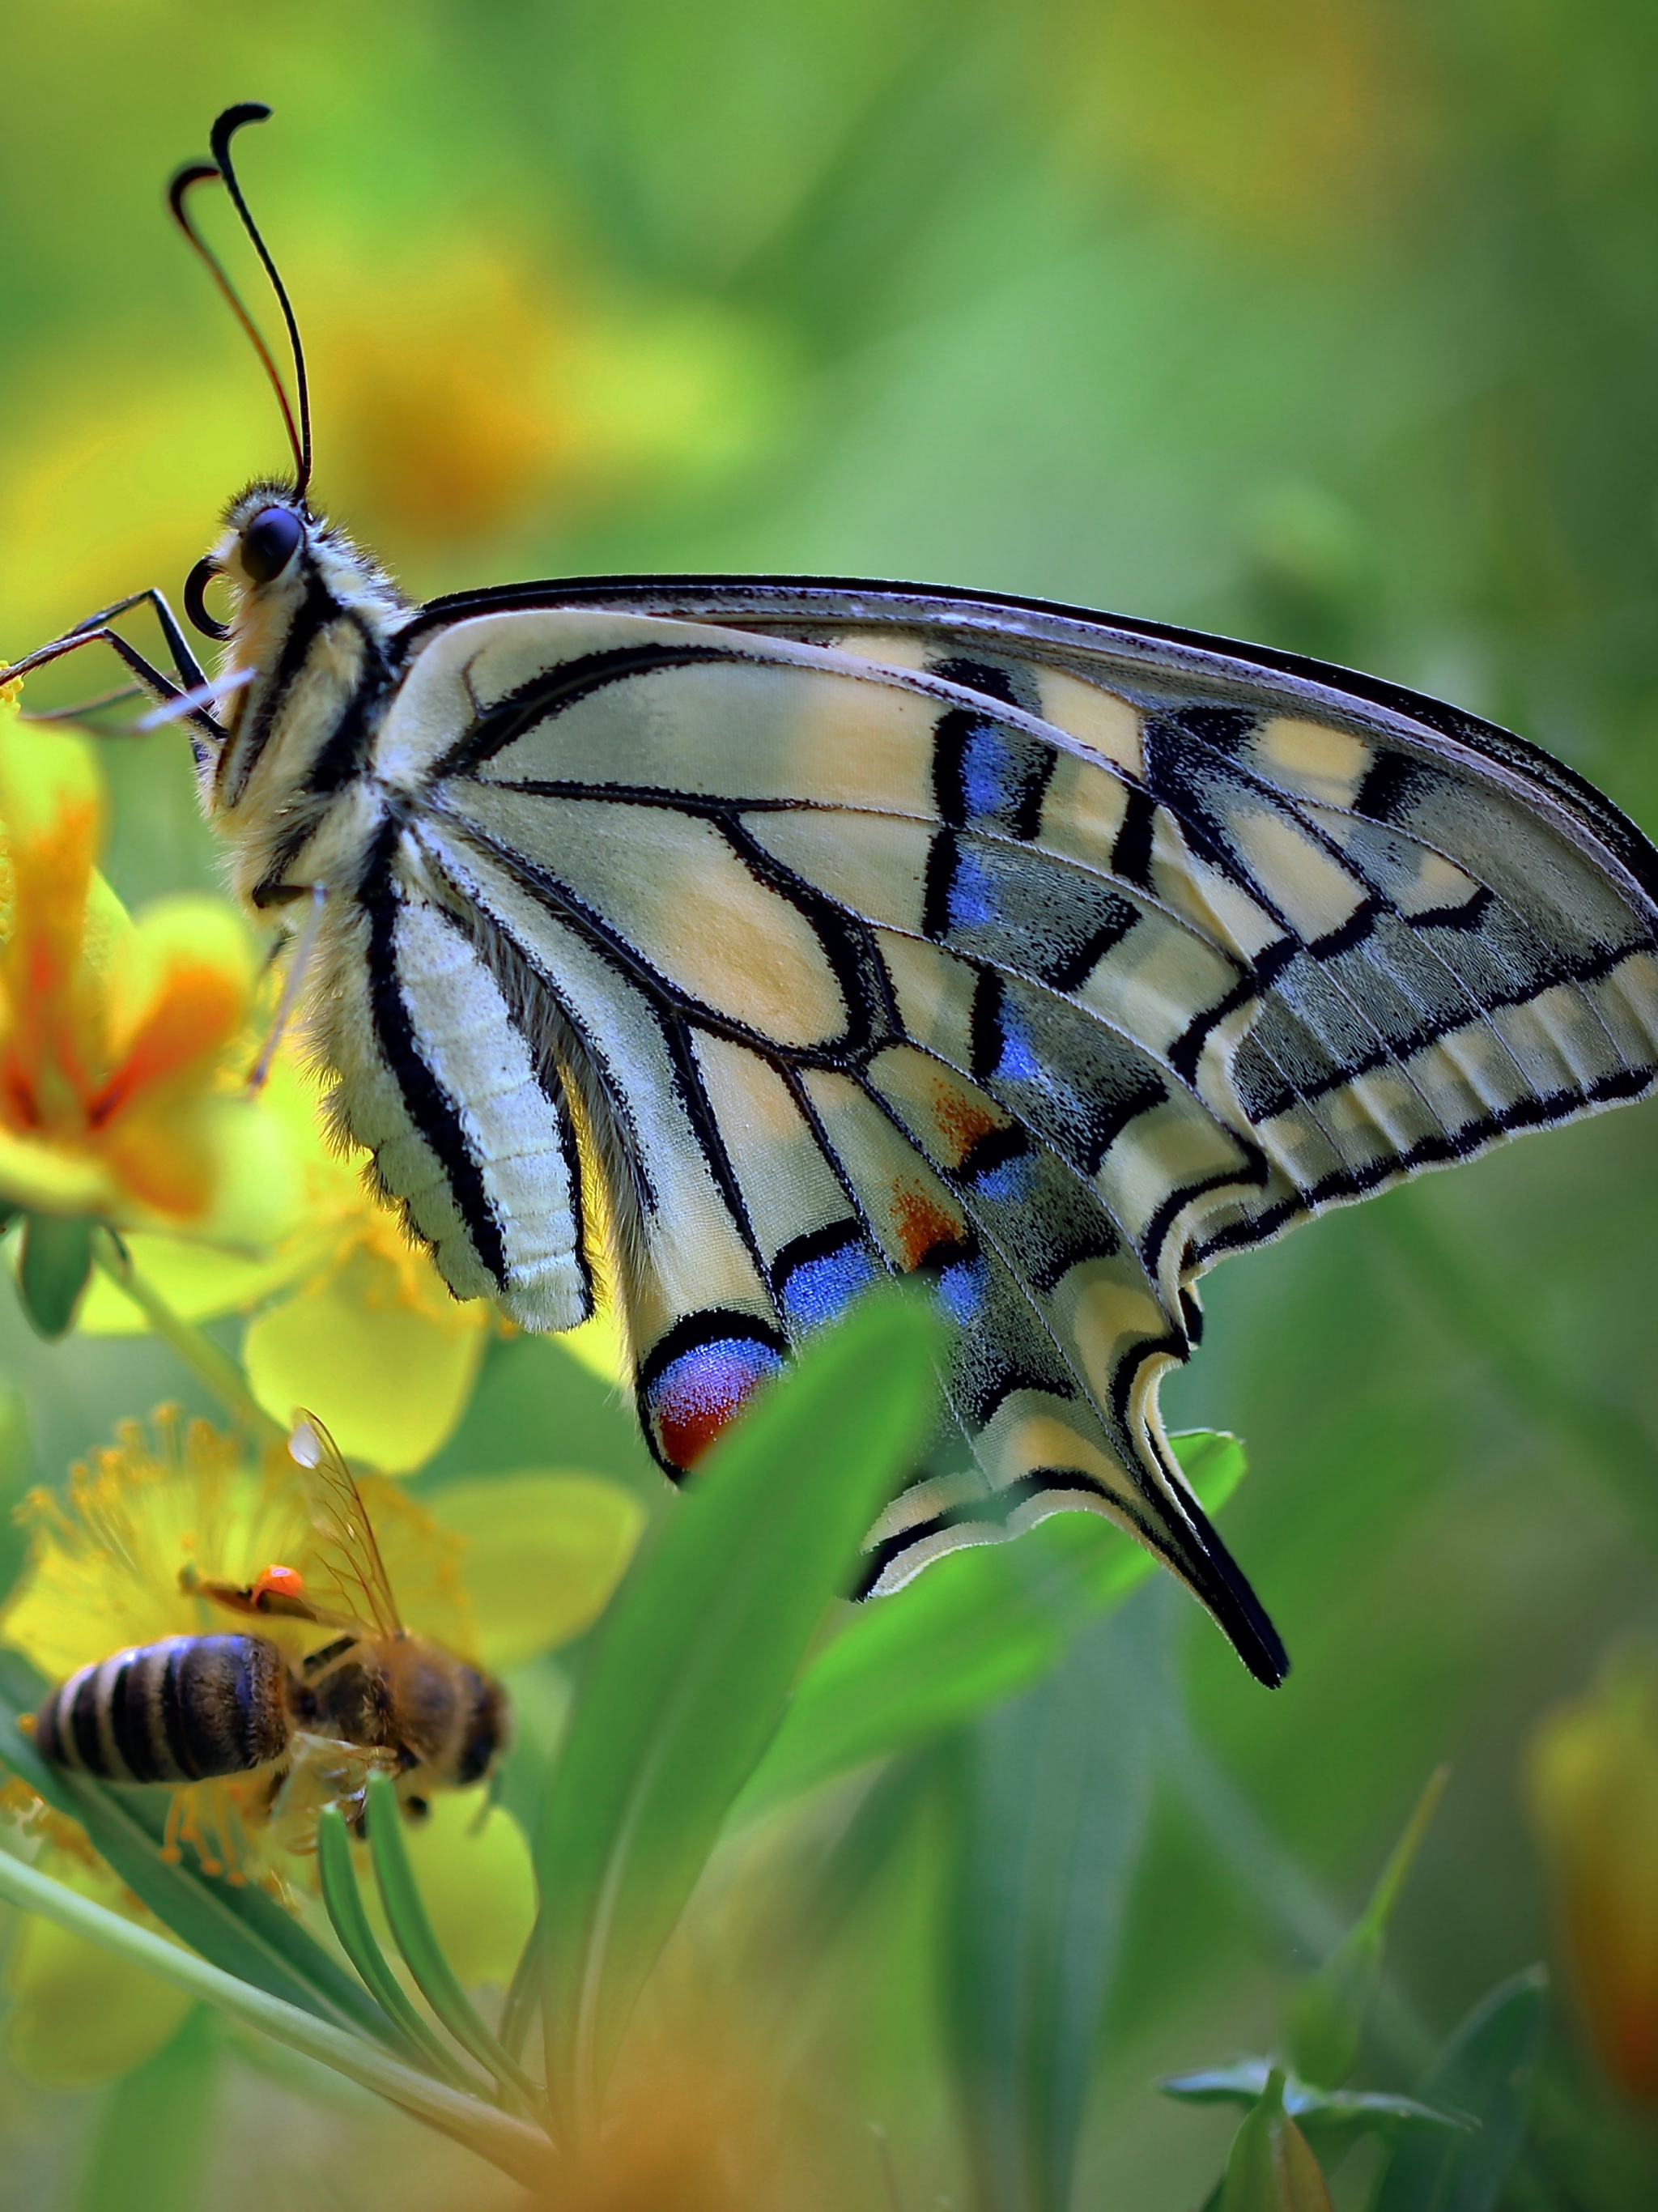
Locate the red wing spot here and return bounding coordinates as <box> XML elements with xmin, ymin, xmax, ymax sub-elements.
<box><xmin>891</xmin><ymin>1182</ymin><xmax>967</xmax><ymax>1271</ymax></box>
<box><xmin>929</xmin><ymin>1081</ymin><xmax>1007</xmax><ymax>1170</ymax></box>
<box><xmin>648</xmin><ymin>1339</ymin><xmax>787</xmax><ymax>1473</ymax></box>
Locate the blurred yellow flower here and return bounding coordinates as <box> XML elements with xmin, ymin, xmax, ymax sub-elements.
<box><xmin>3</xmin><ymin>1846</ymin><xmax>193</xmax><ymax>2089</ymax></box>
<box><xmin>80</xmin><ymin>1050</ymin><xmax>494</xmax><ymax>1474</ymax></box>
<box><xmin>308</xmin><ymin>240</ymin><xmax>787</xmax><ymax>577</ymax></box>
<box><xmin>0</xmin><ymin>691</ymin><xmax>287</xmax><ymax>1239</ymax></box>
<box><xmin>239</xmin><ymin>1158</ymin><xmax>495</xmax><ymax>1476</ymax></box>
<box><xmin>426</xmin><ymin>1472</ymin><xmax>646</xmax><ymax>1670</ymax></box>
<box><xmin>1526</xmin><ymin>1643</ymin><xmax>1658</xmax><ymax>2108</ymax></box>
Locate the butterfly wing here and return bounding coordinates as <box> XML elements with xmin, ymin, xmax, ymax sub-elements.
<box><xmin>363</xmin><ymin>591</ymin><xmax>1658</xmax><ymax>1682</ymax></box>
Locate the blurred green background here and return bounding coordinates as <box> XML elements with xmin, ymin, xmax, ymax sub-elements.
<box><xmin>2</xmin><ymin>2</ymin><xmax>1657</xmax><ymax>2206</ymax></box>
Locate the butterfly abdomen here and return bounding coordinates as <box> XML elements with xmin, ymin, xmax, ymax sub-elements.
<box><xmin>35</xmin><ymin>1634</ymin><xmax>291</xmax><ymax>1784</ymax></box>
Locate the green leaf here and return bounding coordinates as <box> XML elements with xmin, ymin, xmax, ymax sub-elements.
<box><xmin>0</xmin><ymin>1842</ymin><xmax>553</xmax><ymax>2192</ymax></box>
<box><xmin>0</xmin><ymin>1647</ymin><xmax>397</xmax><ymax>2047</ymax></box>
<box><xmin>1290</xmin><ymin>1764</ymin><xmax>1450</xmax><ymax>2088</ymax></box>
<box><xmin>0</xmin><ymin>1387</ymin><xmax>34</xmax><ymax>1607</ymax></box>
<box><xmin>1221</xmin><ymin>2069</ymin><xmax>1335</xmax><ymax>2212</ymax></box>
<box><xmin>744</xmin><ymin>1430</ymin><xmax>1245</xmax><ymax>1815</ymax></box>
<box><xmin>363</xmin><ymin>1772</ymin><xmax>541</xmax><ymax>2112</ymax></box>
<box><xmin>944</xmin><ymin>1602</ymin><xmax>1158</xmax><ymax>2212</ymax></box>
<box><xmin>18</xmin><ymin>1211</ymin><xmax>94</xmax><ymax>1339</ymax></box>
<box><xmin>535</xmin><ymin>1287</ymin><xmax>941</xmax><ymax>2135</ymax></box>
<box><xmin>1161</xmin><ymin>2061</ymin><xmax>1469</xmax><ymax>2153</ymax></box>
<box><xmin>316</xmin><ymin>1806</ymin><xmax>481</xmax><ymax>2089</ymax></box>
<box><xmin>1370</xmin><ymin>1967</ymin><xmax>1548</xmax><ymax>2212</ymax></box>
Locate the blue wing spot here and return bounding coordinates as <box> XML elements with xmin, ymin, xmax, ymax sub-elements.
<box><xmin>994</xmin><ymin>1000</ymin><xmax>1044</xmax><ymax>1085</ymax></box>
<box><xmin>946</xmin><ymin>845</ymin><xmax>1000</xmax><ymax>932</ymax></box>
<box><xmin>777</xmin><ymin>1234</ymin><xmax>880</xmax><ymax>1332</ymax></box>
<box><xmin>937</xmin><ymin>1253</ymin><xmax>991</xmax><ymax>1325</ymax></box>
<box><xmin>973</xmin><ymin>1149</ymin><xmax>1037</xmax><ymax>1204</ymax></box>
<box><xmin>962</xmin><ymin>724</ymin><xmax>1024</xmax><ymax>825</ymax></box>
<box><xmin>644</xmin><ymin>1335</ymin><xmax>786</xmax><ymax>1472</ymax></box>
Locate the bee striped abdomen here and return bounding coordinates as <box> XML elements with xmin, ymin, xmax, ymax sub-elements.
<box><xmin>36</xmin><ymin>1635</ymin><xmax>290</xmax><ymax>1784</ymax></box>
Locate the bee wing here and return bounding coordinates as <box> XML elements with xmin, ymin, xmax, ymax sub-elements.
<box><xmin>287</xmin><ymin>1413</ymin><xmax>404</xmax><ymax>1638</ymax></box>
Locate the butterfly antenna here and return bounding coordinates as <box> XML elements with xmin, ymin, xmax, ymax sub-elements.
<box><xmin>168</xmin><ymin>102</ymin><xmax>312</xmax><ymax>497</ymax></box>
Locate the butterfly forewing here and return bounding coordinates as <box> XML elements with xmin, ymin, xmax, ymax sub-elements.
<box><xmin>323</xmin><ymin>593</ymin><xmax>1656</xmax><ymax>1682</ymax></box>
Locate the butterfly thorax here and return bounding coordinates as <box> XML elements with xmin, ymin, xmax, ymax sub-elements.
<box><xmin>201</xmin><ymin>486</ymin><xmax>410</xmax><ymax>915</ymax></box>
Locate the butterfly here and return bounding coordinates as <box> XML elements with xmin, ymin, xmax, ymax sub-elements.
<box><xmin>9</xmin><ymin>106</ymin><xmax>1658</xmax><ymax>1687</ymax></box>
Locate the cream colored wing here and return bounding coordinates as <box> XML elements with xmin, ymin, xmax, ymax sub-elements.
<box><xmin>344</xmin><ymin>601</ymin><xmax>1658</xmax><ymax>1682</ymax></box>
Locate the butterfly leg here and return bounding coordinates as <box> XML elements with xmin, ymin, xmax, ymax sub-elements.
<box><xmin>246</xmin><ymin>881</ymin><xmax>328</xmax><ymax>1092</ymax></box>
<box><xmin>18</xmin><ymin>683</ymin><xmax>144</xmax><ymax>723</ymax></box>
<box><xmin>1</xmin><ymin>588</ymin><xmax>227</xmax><ymax>748</ymax></box>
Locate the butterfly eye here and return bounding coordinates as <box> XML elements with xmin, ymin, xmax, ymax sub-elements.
<box><xmin>240</xmin><ymin>504</ymin><xmax>303</xmax><ymax>584</ymax></box>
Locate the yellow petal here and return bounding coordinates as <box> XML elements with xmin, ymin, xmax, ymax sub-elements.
<box><xmin>0</xmin><ymin>1128</ymin><xmax>115</xmax><ymax>1215</ymax></box>
<box><xmin>185</xmin><ymin>1087</ymin><xmax>310</xmax><ymax>1247</ymax></box>
<box><xmin>359</xmin><ymin>1474</ymin><xmax>475</xmax><ymax>1657</ymax></box>
<box><xmin>0</xmin><ymin>709</ymin><xmax>101</xmax><ymax>866</ymax></box>
<box><xmin>77</xmin><ymin>1228</ymin><xmax>316</xmax><ymax>1334</ymax></box>
<box><xmin>398</xmin><ymin>1789</ymin><xmax>535</xmax><ymax>1989</ymax></box>
<box><xmin>243</xmin><ymin>1240</ymin><xmax>490</xmax><ymax>1474</ymax></box>
<box><xmin>0</xmin><ymin>1418</ymin><xmax>304</xmax><ymax>1679</ymax></box>
<box><xmin>101</xmin><ymin>892</ymin><xmax>255</xmax><ymax>1063</ymax></box>
<box><xmin>559</xmin><ymin>1303</ymin><xmax>631</xmax><ymax>1387</ymax></box>
<box><xmin>427</xmin><ymin>1472</ymin><xmax>646</xmax><ymax>1669</ymax></box>
<box><xmin>4</xmin><ymin>1850</ymin><xmax>193</xmax><ymax>2088</ymax></box>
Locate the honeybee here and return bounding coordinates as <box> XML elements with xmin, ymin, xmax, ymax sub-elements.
<box><xmin>34</xmin><ymin>1415</ymin><xmax>506</xmax><ymax>1844</ymax></box>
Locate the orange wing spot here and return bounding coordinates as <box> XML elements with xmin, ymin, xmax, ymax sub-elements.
<box><xmin>929</xmin><ymin>1080</ymin><xmax>1007</xmax><ymax>1169</ymax></box>
<box><xmin>891</xmin><ymin>1182</ymin><xmax>967</xmax><ymax>1270</ymax></box>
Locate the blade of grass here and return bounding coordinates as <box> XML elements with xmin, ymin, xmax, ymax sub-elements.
<box><xmin>499</xmin><ymin>1918</ymin><xmax>542</xmax><ymax>2063</ymax></box>
<box><xmin>945</xmin><ymin>1602</ymin><xmax>1158</xmax><ymax>2212</ymax></box>
<box><xmin>0</xmin><ymin>1844</ymin><xmax>554</xmax><ymax>2191</ymax></box>
<box><xmin>537</xmin><ymin>1287</ymin><xmax>942</xmax><ymax>2137</ymax></box>
<box><xmin>364</xmin><ymin>1772</ymin><xmax>542</xmax><ymax>2113</ymax></box>
<box><xmin>1370</xmin><ymin>1968</ymin><xmax>1549</xmax><ymax>2212</ymax></box>
<box><xmin>317</xmin><ymin>1806</ymin><xmax>485</xmax><ymax>2091</ymax></box>
<box><xmin>0</xmin><ymin>1649</ymin><xmax>400</xmax><ymax>2045</ymax></box>
<box><xmin>743</xmin><ymin>1431</ymin><xmax>1245</xmax><ymax>1815</ymax></box>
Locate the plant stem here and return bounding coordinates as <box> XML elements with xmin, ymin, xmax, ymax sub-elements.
<box><xmin>0</xmin><ymin>1844</ymin><xmax>555</xmax><ymax>2191</ymax></box>
<box><xmin>91</xmin><ymin>1229</ymin><xmax>285</xmax><ymax>1449</ymax></box>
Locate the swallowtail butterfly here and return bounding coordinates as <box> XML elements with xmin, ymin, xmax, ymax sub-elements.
<box><xmin>11</xmin><ymin>107</ymin><xmax>1658</xmax><ymax>1686</ymax></box>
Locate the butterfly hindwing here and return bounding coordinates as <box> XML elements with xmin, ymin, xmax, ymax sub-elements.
<box><xmin>362</xmin><ymin>596</ymin><xmax>1658</xmax><ymax>1680</ymax></box>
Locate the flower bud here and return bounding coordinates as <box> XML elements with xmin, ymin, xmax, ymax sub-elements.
<box><xmin>1526</xmin><ymin>1644</ymin><xmax>1658</xmax><ymax>2105</ymax></box>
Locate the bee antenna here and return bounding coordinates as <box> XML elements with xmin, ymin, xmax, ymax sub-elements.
<box><xmin>168</xmin><ymin>103</ymin><xmax>312</xmax><ymax>498</ymax></box>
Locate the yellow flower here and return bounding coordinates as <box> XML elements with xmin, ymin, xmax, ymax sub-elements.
<box><xmin>0</xmin><ymin>1405</ymin><xmax>525</xmax><ymax>1690</ymax></box>
<box><xmin>1526</xmin><ymin>1642</ymin><xmax>1658</xmax><ymax>2107</ymax></box>
<box><xmin>302</xmin><ymin>240</ymin><xmax>786</xmax><ymax>581</ymax></box>
<box><xmin>0</xmin><ymin>691</ymin><xmax>291</xmax><ymax>1240</ymax></box>
<box><xmin>0</xmin><ymin>1406</ymin><xmax>643</xmax><ymax>2082</ymax></box>
<box><xmin>78</xmin><ymin>1049</ymin><xmax>495</xmax><ymax>1473</ymax></box>
<box><xmin>238</xmin><ymin>1155</ymin><xmax>495</xmax><ymax>1475</ymax></box>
